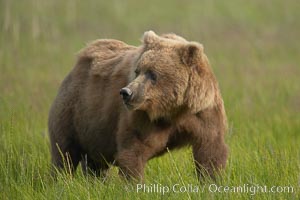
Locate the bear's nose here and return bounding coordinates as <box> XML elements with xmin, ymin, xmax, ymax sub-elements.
<box><xmin>120</xmin><ymin>87</ymin><xmax>133</xmax><ymax>102</ymax></box>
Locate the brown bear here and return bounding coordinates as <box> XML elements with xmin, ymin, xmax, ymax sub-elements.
<box><xmin>48</xmin><ymin>31</ymin><xmax>228</xmax><ymax>181</ymax></box>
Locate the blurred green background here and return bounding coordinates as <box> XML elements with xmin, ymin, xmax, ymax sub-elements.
<box><xmin>0</xmin><ymin>0</ymin><xmax>299</xmax><ymax>199</ymax></box>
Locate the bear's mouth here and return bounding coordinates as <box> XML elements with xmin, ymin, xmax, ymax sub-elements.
<box><xmin>124</xmin><ymin>102</ymin><xmax>134</xmax><ymax>110</ymax></box>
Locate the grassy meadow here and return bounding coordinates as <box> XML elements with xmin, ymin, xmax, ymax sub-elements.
<box><xmin>0</xmin><ymin>0</ymin><xmax>299</xmax><ymax>199</ymax></box>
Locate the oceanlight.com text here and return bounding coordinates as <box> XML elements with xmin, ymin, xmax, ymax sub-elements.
<box><xmin>208</xmin><ymin>184</ymin><xmax>294</xmax><ymax>195</ymax></box>
<box><xmin>136</xmin><ymin>183</ymin><xmax>295</xmax><ymax>196</ymax></box>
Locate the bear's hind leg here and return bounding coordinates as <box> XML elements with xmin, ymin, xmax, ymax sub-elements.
<box><xmin>50</xmin><ymin>138</ymin><xmax>81</xmax><ymax>175</ymax></box>
<box><xmin>81</xmin><ymin>155</ymin><xmax>109</xmax><ymax>178</ymax></box>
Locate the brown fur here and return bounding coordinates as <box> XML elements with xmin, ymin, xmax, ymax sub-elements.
<box><xmin>48</xmin><ymin>31</ymin><xmax>228</xmax><ymax>181</ymax></box>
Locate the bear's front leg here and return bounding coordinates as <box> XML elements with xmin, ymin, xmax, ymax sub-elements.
<box><xmin>116</xmin><ymin>146</ymin><xmax>146</xmax><ymax>182</ymax></box>
<box><xmin>116</xmin><ymin>127</ymin><xmax>170</xmax><ymax>182</ymax></box>
<box><xmin>192</xmin><ymin>135</ymin><xmax>228</xmax><ymax>181</ymax></box>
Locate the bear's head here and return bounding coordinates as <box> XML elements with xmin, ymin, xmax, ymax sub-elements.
<box><xmin>120</xmin><ymin>31</ymin><xmax>217</xmax><ymax>121</ymax></box>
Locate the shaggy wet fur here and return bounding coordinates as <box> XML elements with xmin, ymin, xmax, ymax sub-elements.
<box><xmin>48</xmin><ymin>31</ymin><xmax>228</xmax><ymax>181</ymax></box>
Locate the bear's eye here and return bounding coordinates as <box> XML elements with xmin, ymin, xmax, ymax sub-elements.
<box><xmin>146</xmin><ymin>70</ymin><xmax>157</xmax><ymax>84</ymax></box>
<box><xmin>134</xmin><ymin>69</ymin><xmax>140</xmax><ymax>77</ymax></box>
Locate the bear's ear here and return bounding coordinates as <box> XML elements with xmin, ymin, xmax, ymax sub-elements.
<box><xmin>179</xmin><ymin>42</ymin><xmax>204</xmax><ymax>67</ymax></box>
<box><xmin>143</xmin><ymin>30</ymin><xmax>160</xmax><ymax>45</ymax></box>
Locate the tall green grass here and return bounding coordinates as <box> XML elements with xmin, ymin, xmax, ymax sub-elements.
<box><xmin>1</xmin><ymin>0</ymin><xmax>299</xmax><ymax>199</ymax></box>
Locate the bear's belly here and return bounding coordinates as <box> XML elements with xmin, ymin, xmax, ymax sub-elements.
<box><xmin>74</xmin><ymin>116</ymin><xmax>119</xmax><ymax>163</ymax></box>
